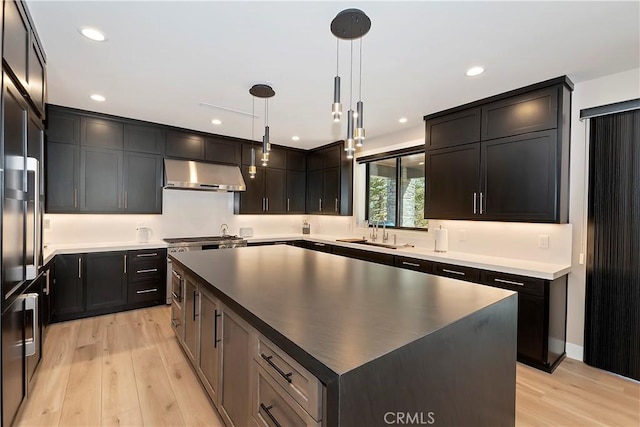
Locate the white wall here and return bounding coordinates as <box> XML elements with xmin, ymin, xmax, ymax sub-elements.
<box><xmin>565</xmin><ymin>68</ymin><xmax>640</xmax><ymax>360</ymax></box>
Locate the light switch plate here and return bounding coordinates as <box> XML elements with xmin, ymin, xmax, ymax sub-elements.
<box><xmin>538</xmin><ymin>235</ymin><xmax>549</xmax><ymax>249</ymax></box>
<box><xmin>43</xmin><ymin>218</ymin><xmax>51</xmax><ymax>229</ymax></box>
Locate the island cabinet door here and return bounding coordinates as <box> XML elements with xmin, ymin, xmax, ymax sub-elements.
<box><xmin>183</xmin><ymin>278</ymin><xmax>198</xmax><ymax>363</ymax></box>
<box><xmin>219</xmin><ymin>306</ymin><xmax>252</xmax><ymax>427</ymax></box>
<box><xmin>198</xmin><ymin>289</ymin><xmax>221</xmax><ymax>404</ymax></box>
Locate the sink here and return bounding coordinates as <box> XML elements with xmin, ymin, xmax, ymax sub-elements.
<box><xmin>357</xmin><ymin>241</ymin><xmax>415</xmax><ymax>250</ymax></box>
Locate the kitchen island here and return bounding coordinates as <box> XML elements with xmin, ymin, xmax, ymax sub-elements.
<box><xmin>170</xmin><ymin>245</ymin><xmax>517</xmax><ymax>427</ymax></box>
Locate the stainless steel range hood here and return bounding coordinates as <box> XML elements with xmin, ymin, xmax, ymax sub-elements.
<box><xmin>164</xmin><ymin>159</ymin><xmax>246</xmax><ymax>192</ymax></box>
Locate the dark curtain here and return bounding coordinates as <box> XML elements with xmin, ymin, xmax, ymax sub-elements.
<box><xmin>585</xmin><ymin>109</ymin><xmax>640</xmax><ymax>380</ymax></box>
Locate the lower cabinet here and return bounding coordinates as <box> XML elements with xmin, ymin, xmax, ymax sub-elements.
<box><xmin>171</xmin><ymin>265</ymin><xmax>324</xmax><ymax>427</ymax></box>
<box><xmin>51</xmin><ymin>248</ymin><xmax>166</xmax><ymax>322</ymax></box>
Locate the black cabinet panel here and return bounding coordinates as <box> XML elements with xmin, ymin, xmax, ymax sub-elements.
<box><xmin>306</xmin><ymin>241</ymin><xmax>333</xmax><ymax>253</ymax></box>
<box><xmin>46</xmin><ymin>110</ymin><xmax>80</xmax><ymax>144</ymax></box>
<box><xmin>307</xmin><ymin>150</ymin><xmax>324</xmax><ymax>171</ymax></box>
<box><xmin>425</xmin><ymin>108</ymin><xmax>481</xmax><ymax>150</ymax></box>
<box><xmin>53</xmin><ymin>254</ymin><xmax>84</xmax><ymax>316</ymax></box>
<box><xmin>306</xmin><ymin>169</ymin><xmax>323</xmax><ymax>214</ymax></box>
<box><xmin>323</xmin><ymin>167</ymin><xmax>340</xmax><ymax>214</ymax></box>
<box><xmin>80</xmin><ymin>147</ymin><xmax>123</xmax><ymax>212</ymax></box>
<box><xmin>166</xmin><ymin>131</ymin><xmax>205</xmax><ymax>159</ymax></box>
<box><xmin>206</xmin><ymin>137</ymin><xmax>241</xmax><ymax>165</ymax></box>
<box><xmin>3</xmin><ymin>0</ymin><xmax>29</xmax><ymax>87</ymax></box>
<box><xmin>286</xmin><ymin>170</ymin><xmax>306</xmax><ymax>213</ymax></box>
<box><xmin>128</xmin><ymin>280</ymin><xmax>163</xmax><ymax>304</ymax></box>
<box><xmin>481</xmin><ymin>87</ymin><xmax>558</xmax><ymax>140</ymax></box>
<box><xmin>323</xmin><ymin>145</ymin><xmax>342</xmax><ymax>169</ymax></box>
<box><xmin>241</xmin><ymin>143</ymin><xmax>260</xmax><ymax>165</ymax></box>
<box><xmin>433</xmin><ymin>262</ymin><xmax>481</xmax><ymax>283</ymax></box>
<box><xmin>85</xmin><ymin>252</ymin><xmax>127</xmax><ymax>311</ymax></box>
<box><xmin>28</xmin><ymin>42</ymin><xmax>46</xmax><ymax>115</ymax></box>
<box><xmin>124</xmin><ymin>124</ymin><xmax>165</xmax><ymax>154</ymax></box>
<box><xmin>481</xmin><ymin>270</ymin><xmax>545</xmax><ymax>296</ymax></box>
<box><xmin>394</xmin><ymin>256</ymin><xmax>433</xmax><ymax>274</ymax></box>
<box><xmin>124</xmin><ymin>152</ymin><xmax>162</xmax><ymax>213</ymax></box>
<box><xmin>265</xmin><ymin>169</ymin><xmax>286</xmax><ymax>213</ymax></box>
<box><xmin>425</xmin><ymin>144</ymin><xmax>480</xmax><ymax>220</ymax></box>
<box><xmin>517</xmin><ymin>293</ymin><xmax>545</xmax><ymax>362</ymax></box>
<box><xmin>286</xmin><ymin>149</ymin><xmax>306</xmax><ymax>171</ymax></box>
<box><xmin>46</xmin><ymin>142</ymin><xmax>79</xmax><ymax>212</ymax></box>
<box><xmin>481</xmin><ymin>130</ymin><xmax>558</xmax><ymax>222</ymax></box>
<box><xmin>238</xmin><ymin>168</ymin><xmax>266</xmax><ymax>213</ymax></box>
<box><xmin>332</xmin><ymin>246</ymin><xmax>394</xmax><ymax>266</ymax></box>
<box><xmin>81</xmin><ymin>117</ymin><xmax>124</xmax><ymax>150</ymax></box>
<box><xmin>266</xmin><ymin>146</ymin><xmax>286</xmax><ymax>169</ymax></box>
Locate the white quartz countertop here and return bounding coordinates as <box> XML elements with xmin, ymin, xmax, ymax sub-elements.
<box><xmin>43</xmin><ymin>241</ymin><xmax>168</xmax><ymax>265</ymax></box>
<box><xmin>42</xmin><ymin>234</ymin><xmax>571</xmax><ymax>280</ymax></box>
<box><xmin>246</xmin><ymin>234</ymin><xmax>572</xmax><ymax>280</ymax></box>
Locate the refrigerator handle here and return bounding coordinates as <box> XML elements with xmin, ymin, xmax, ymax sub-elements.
<box><xmin>26</xmin><ymin>158</ymin><xmax>39</xmax><ymax>280</ymax></box>
<box><xmin>24</xmin><ymin>293</ymin><xmax>39</xmax><ymax>357</ymax></box>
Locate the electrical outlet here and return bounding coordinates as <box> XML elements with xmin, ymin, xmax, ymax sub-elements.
<box><xmin>538</xmin><ymin>235</ymin><xmax>549</xmax><ymax>249</ymax></box>
<box><xmin>458</xmin><ymin>230</ymin><xmax>467</xmax><ymax>241</ymax></box>
<box><xmin>43</xmin><ymin>218</ymin><xmax>51</xmax><ymax>229</ymax></box>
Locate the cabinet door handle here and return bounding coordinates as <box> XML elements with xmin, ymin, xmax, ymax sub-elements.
<box><xmin>335</xmin><ymin>198</ymin><xmax>339</xmax><ymax>212</ymax></box>
<box><xmin>74</xmin><ymin>188</ymin><xmax>78</xmax><ymax>208</ymax></box>
<box><xmin>136</xmin><ymin>268</ymin><xmax>158</xmax><ymax>274</ymax></box>
<box><xmin>124</xmin><ymin>255</ymin><xmax>127</xmax><ymax>273</ymax></box>
<box><xmin>262</xmin><ymin>197</ymin><xmax>265</xmax><ymax>211</ymax></box>
<box><xmin>287</xmin><ymin>198</ymin><xmax>290</xmax><ymax>212</ymax></box>
<box><xmin>136</xmin><ymin>288</ymin><xmax>157</xmax><ymax>294</ymax></box>
<box><xmin>319</xmin><ymin>198</ymin><xmax>322</xmax><ymax>212</ymax></box>
<box><xmin>171</xmin><ymin>292</ymin><xmax>179</xmax><ymax>300</ymax></box>
<box><xmin>402</xmin><ymin>261</ymin><xmax>421</xmax><ymax>267</ymax></box>
<box><xmin>313</xmin><ymin>242</ymin><xmax>325</xmax><ymax>247</ymax></box>
<box><xmin>136</xmin><ymin>253</ymin><xmax>158</xmax><ymax>258</ymax></box>
<box><xmin>266</xmin><ymin>197</ymin><xmax>269</xmax><ymax>211</ymax></box>
<box><xmin>480</xmin><ymin>192</ymin><xmax>484</xmax><ymax>214</ymax></box>
<box><xmin>124</xmin><ymin>191</ymin><xmax>128</xmax><ymax>209</ymax></box>
<box><xmin>473</xmin><ymin>193</ymin><xmax>477</xmax><ymax>214</ymax></box>
<box><xmin>118</xmin><ymin>191</ymin><xmax>122</xmax><ymax>209</ymax></box>
<box><xmin>260</xmin><ymin>353</ymin><xmax>293</xmax><ymax>383</ymax></box>
<box><xmin>260</xmin><ymin>403</ymin><xmax>283</xmax><ymax>427</ymax></box>
<box><xmin>193</xmin><ymin>290</ymin><xmax>198</xmax><ymax>319</ymax></box>
<box><xmin>494</xmin><ymin>278</ymin><xmax>525</xmax><ymax>287</ymax></box>
<box><xmin>78</xmin><ymin>258</ymin><xmax>82</xmax><ymax>279</ymax></box>
<box><xmin>171</xmin><ymin>319</ymin><xmax>180</xmax><ymax>328</ymax></box>
<box><xmin>442</xmin><ymin>268</ymin><xmax>465</xmax><ymax>276</ymax></box>
<box><xmin>214</xmin><ymin>309</ymin><xmax>221</xmax><ymax>348</ymax></box>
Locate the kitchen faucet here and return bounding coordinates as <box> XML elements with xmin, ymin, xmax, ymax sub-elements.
<box><xmin>220</xmin><ymin>223</ymin><xmax>229</xmax><ymax>237</ymax></box>
<box><xmin>370</xmin><ymin>220</ymin><xmax>378</xmax><ymax>242</ymax></box>
<box><xmin>382</xmin><ymin>221</ymin><xmax>389</xmax><ymax>243</ymax></box>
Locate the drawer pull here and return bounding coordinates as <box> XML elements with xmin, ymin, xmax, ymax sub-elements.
<box><xmin>442</xmin><ymin>268</ymin><xmax>465</xmax><ymax>276</ymax></box>
<box><xmin>171</xmin><ymin>319</ymin><xmax>180</xmax><ymax>328</ymax></box>
<box><xmin>313</xmin><ymin>243</ymin><xmax>325</xmax><ymax>247</ymax></box>
<box><xmin>136</xmin><ymin>253</ymin><xmax>158</xmax><ymax>258</ymax></box>
<box><xmin>494</xmin><ymin>278</ymin><xmax>525</xmax><ymax>287</ymax></box>
<box><xmin>260</xmin><ymin>403</ymin><xmax>283</xmax><ymax>427</ymax></box>
<box><xmin>402</xmin><ymin>261</ymin><xmax>421</xmax><ymax>267</ymax></box>
<box><xmin>137</xmin><ymin>268</ymin><xmax>158</xmax><ymax>274</ymax></box>
<box><xmin>260</xmin><ymin>353</ymin><xmax>293</xmax><ymax>383</ymax></box>
<box><xmin>136</xmin><ymin>288</ymin><xmax>158</xmax><ymax>294</ymax></box>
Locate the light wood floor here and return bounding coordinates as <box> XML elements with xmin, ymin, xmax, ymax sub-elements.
<box><xmin>16</xmin><ymin>306</ymin><xmax>640</xmax><ymax>427</ymax></box>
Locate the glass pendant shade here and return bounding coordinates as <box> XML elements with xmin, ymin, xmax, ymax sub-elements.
<box><xmin>355</xmin><ymin>100</ymin><xmax>365</xmax><ymax>146</ymax></box>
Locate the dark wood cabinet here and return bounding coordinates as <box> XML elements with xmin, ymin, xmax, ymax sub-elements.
<box><xmin>425</xmin><ymin>108</ymin><xmax>481</xmax><ymax>150</ymax></box>
<box><xmin>124</xmin><ymin>124</ymin><xmax>165</xmax><ymax>154</ymax></box>
<box><xmin>205</xmin><ymin>136</ymin><xmax>241</xmax><ymax>165</ymax></box>
<box><xmin>81</xmin><ymin>117</ymin><xmax>124</xmax><ymax>150</ymax></box>
<box><xmin>52</xmin><ymin>254</ymin><xmax>84</xmax><ymax>317</ymax></box>
<box><xmin>305</xmin><ymin>142</ymin><xmax>352</xmax><ymax>216</ymax></box>
<box><xmin>286</xmin><ymin>149</ymin><xmax>306</xmax><ymax>172</ymax></box>
<box><xmin>27</xmin><ymin>39</ymin><xmax>46</xmax><ymax>115</ymax></box>
<box><xmin>424</xmin><ymin>77</ymin><xmax>572</xmax><ymax>223</ymax></box>
<box><xmin>80</xmin><ymin>147</ymin><xmax>123</xmax><ymax>212</ymax></box>
<box><xmin>127</xmin><ymin>248</ymin><xmax>166</xmax><ymax>305</ymax></box>
<box><xmin>85</xmin><ymin>252</ymin><xmax>127</xmax><ymax>311</ymax></box>
<box><xmin>394</xmin><ymin>256</ymin><xmax>433</xmax><ymax>273</ymax></box>
<box><xmin>481</xmin><ymin>130</ymin><xmax>558</xmax><ymax>222</ymax></box>
<box><xmin>264</xmin><ymin>169</ymin><xmax>286</xmax><ymax>213</ymax></box>
<box><xmin>3</xmin><ymin>0</ymin><xmax>30</xmax><ymax>88</ymax></box>
<box><xmin>266</xmin><ymin>146</ymin><xmax>286</xmax><ymax>169</ymax></box>
<box><xmin>46</xmin><ymin>109</ymin><xmax>80</xmax><ymax>144</ymax></box>
<box><xmin>166</xmin><ymin>131</ymin><xmax>205</xmax><ymax>160</ymax></box>
<box><xmin>286</xmin><ymin>170</ymin><xmax>306</xmax><ymax>213</ymax></box>
<box><xmin>332</xmin><ymin>245</ymin><xmax>394</xmax><ymax>266</ymax></box>
<box><xmin>124</xmin><ymin>152</ymin><xmax>162</xmax><ymax>213</ymax></box>
<box><xmin>237</xmin><ymin>168</ymin><xmax>266</xmax><ymax>214</ymax></box>
<box><xmin>481</xmin><ymin>87</ymin><xmax>558</xmax><ymax>141</ymax></box>
<box><xmin>425</xmin><ymin>144</ymin><xmax>480</xmax><ymax>220</ymax></box>
<box><xmin>433</xmin><ymin>262</ymin><xmax>481</xmax><ymax>283</ymax></box>
<box><xmin>46</xmin><ymin>144</ymin><xmax>80</xmax><ymax>213</ymax></box>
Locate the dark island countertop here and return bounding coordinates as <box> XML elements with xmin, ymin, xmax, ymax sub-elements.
<box><xmin>171</xmin><ymin>245</ymin><xmax>515</xmax><ymax>379</ymax></box>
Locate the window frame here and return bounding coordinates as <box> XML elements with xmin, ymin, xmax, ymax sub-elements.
<box><xmin>361</xmin><ymin>147</ymin><xmax>428</xmax><ymax>231</ymax></box>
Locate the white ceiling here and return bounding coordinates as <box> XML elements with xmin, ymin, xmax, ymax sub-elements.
<box><xmin>28</xmin><ymin>1</ymin><xmax>639</xmax><ymax>150</ymax></box>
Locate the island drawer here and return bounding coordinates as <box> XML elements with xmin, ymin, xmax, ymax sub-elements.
<box><xmin>251</xmin><ymin>364</ymin><xmax>321</xmax><ymax>427</ymax></box>
<box><xmin>254</xmin><ymin>335</ymin><xmax>323</xmax><ymax>421</ymax></box>
<box><xmin>481</xmin><ymin>270</ymin><xmax>545</xmax><ymax>296</ymax></box>
<box><xmin>394</xmin><ymin>256</ymin><xmax>433</xmax><ymax>273</ymax></box>
<box><xmin>433</xmin><ymin>262</ymin><xmax>481</xmax><ymax>283</ymax></box>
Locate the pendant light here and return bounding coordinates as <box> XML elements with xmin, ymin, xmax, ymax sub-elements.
<box><xmin>331</xmin><ymin>9</ymin><xmax>370</xmax><ymax>158</ymax></box>
<box><xmin>248</xmin><ymin>94</ymin><xmax>257</xmax><ymax>179</ymax></box>
<box><xmin>249</xmin><ymin>84</ymin><xmax>275</xmax><ymax>166</ymax></box>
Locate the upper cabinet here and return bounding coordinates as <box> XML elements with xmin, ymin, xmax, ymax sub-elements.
<box><xmin>81</xmin><ymin>117</ymin><xmax>124</xmax><ymax>150</ymax></box>
<box><xmin>305</xmin><ymin>142</ymin><xmax>352</xmax><ymax>216</ymax></box>
<box><xmin>424</xmin><ymin>76</ymin><xmax>573</xmax><ymax>223</ymax></box>
<box><xmin>124</xmin><ymin>124</ymin><xmax>165</xmax><ymax>154</ymax></box>
<box><xmin>205</xmin><ymin>136</ymin><xmax>241</xmax><ymax>165</ymax></box>
<box><xmin>3</xmin><ymin>0</ymin><xmax>47</xmax><ymax>117</ymax></box>
<box><xmin>166</xmin><ymin>131</ymin><xmax>205</xmax><ymax>160</ymax></box>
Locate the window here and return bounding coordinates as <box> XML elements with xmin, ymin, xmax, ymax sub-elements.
<box><xmin>365</xmin><ymin>150</ymin><xmax>428</xmax><ymax>229</ymax></box>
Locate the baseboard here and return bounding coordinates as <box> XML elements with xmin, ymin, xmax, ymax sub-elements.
<box><xmin>566</xmin><ymin>342</ymin><xmax>584</xmax><ymax>361</ymax></box>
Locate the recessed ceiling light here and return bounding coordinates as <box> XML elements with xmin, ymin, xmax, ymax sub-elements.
<box><xmin>80</xmin><ymin>27</ymin><xmax>106</xmax><ymax>42</ymax></box>
<box><xmin>211</xmin><ymin>119</ymin><xmax>222</xmax><ymax>125</ymax></box>
<box><xmin>465</xmin><ymin>66</ymin><xmax>485</xmax><ymax>77</ymax></box>
<box><xmin>291</xmin><ymin>136</ymin><xmax>300</xmax><ymax>141</ymax></box>
<box><xmin>399</xmin><ymin>117</ymin><xmax>408</xmax><ymax>123</ymax></box>
<box><xmin>90</xmin><ymin>94</ymin><xmax>106</xmax><ymax>102</ymax></box>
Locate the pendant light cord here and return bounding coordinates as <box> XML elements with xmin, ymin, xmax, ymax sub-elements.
<box><xmin>359</xmin><ymin>38</ymin><xmax>363</xmax><ymax>100</ymax></box>
<box><xmin>350</xmin><ymin>39</ymin><xmax>353</xmax><ymax>109</ymax></box>
<box><xmin>252</xmin><ymin>96</ymin><xmax>255</xmax><ymax>142</ymax></box>
<box><xmin>336</xmin><ymin>38</ymin><xmax>339</xmax><ymax>75</ymax></box>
